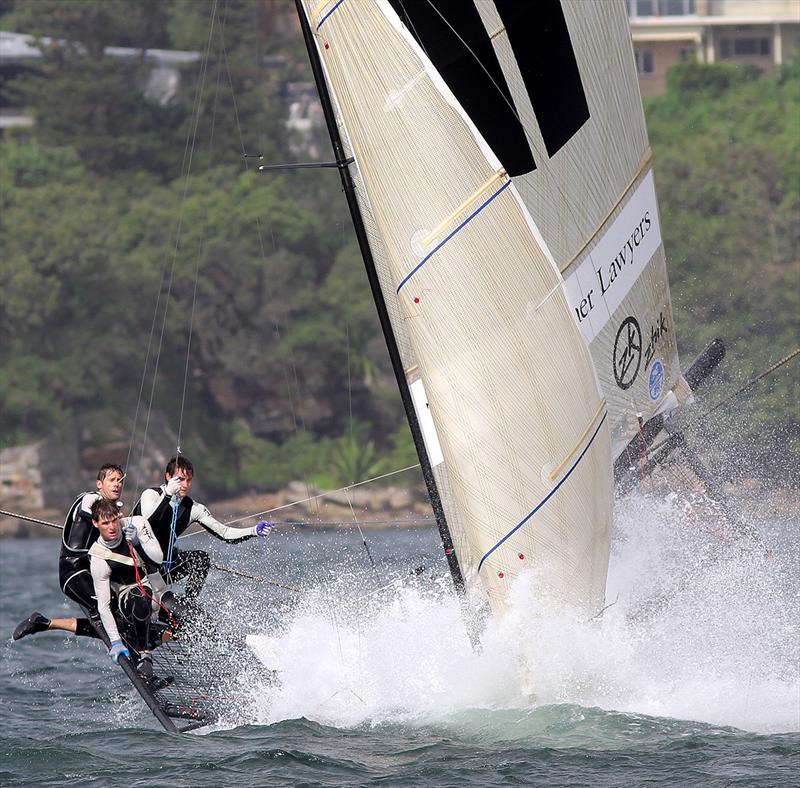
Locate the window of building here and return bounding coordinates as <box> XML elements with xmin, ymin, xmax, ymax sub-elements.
<box><xmin>635</xmin><ymin>49</ymin><xmax>655</xmax><ymax>74</ymax></box>
<box><xmin>679</xmin><ymin>47</ymin><xmax>697</xmax><ymax>62</ymax></box>
<box><xmin>719</xmin><ymin>37</ymin><xmax>771</xmax><ymax>58</ymax></box>
<box><xmin>629</xmin><ymin>0</ymin><xmax>695</xmax><ymax>16</ymax></box>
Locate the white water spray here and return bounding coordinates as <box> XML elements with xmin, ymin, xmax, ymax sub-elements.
<box><xmin>236</xmin><ymin>497</ymin><xmax>798</xmax><ymax>735</ymax></box>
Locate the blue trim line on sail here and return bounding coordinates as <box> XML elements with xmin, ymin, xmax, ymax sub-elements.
<box><xmin>476</xmin><ymin>410</ymin><xmax>608</xmax><ymax>574</ymax></box>
<box><xmin>317</xmin><ymin>0</ymin><xmax>346</xmax><ymax>30</ymax></box>
<box><xmin>396</xmin><ymin>179</ymin><xmax>512</xmax><ymax>294</ymax></box>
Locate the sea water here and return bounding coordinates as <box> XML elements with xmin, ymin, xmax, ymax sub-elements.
<box><xmin>1</xmin><ymin>497</ymin><xmax>797</xmax><ymax>787</ymax></box>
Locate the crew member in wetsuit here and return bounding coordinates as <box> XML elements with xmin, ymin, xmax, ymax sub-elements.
<box><xmin>12</xmin><ymin>463</ymin><xmax>125</xmax><ymax>643</ymax></box>
<box><xmin>88</xmin><ymin>498</ymin><xmax>167</xmax><ymax>676</ymax></box>
<box><xmin>133</xmin><ymin>456</ymin><xmax>272</xmax><ymax>600</ymax></box>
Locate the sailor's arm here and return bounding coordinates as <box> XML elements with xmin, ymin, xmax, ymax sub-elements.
<box><xmin>126</xmin><ymin>516</ymin><xmax>164</xmax><ymax>566</ymax></box>
<box><xmin>138</xmin><ymin>487</ymin><xmax>171</xmax><ymax>523</ymax></box>
<box><xmin>190</xmin><ymin>503</ymin><xmax>259</xmax><ymax>543</ymax></box>
<box><xmin>89</xmin><ymin>557</ymin><xmax>121</xmax><ymax>643</ymax></box>
<box><xmin>62</xmin><ymin>493</ymin><xmax>99</xmax><ymax>554</ymax></box>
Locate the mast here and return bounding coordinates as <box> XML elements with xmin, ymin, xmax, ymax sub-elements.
<box><xmin>294</xmin><ymin>0</ymin><xmax>466</xmax><ymax>594</ymax></box>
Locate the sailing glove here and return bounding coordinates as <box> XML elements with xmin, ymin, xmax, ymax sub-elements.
<box><xmin>109</xmin><ymin>640</ymin><xmax>129</xmax><ymax>663</ymax></box>
<box><xmin>123</xmin><ymin>521</ymin><xmax>139</xmax><ymax>545</ymax></box>
<box><xmin>256</xmin><ymin>521</ymin><xmax>274</xmax><ymax>536</ymax></box>
<box><xmin>165</xmin><ymin>477</ymin><xmax>182</xmax><ymax>497</ymax></box>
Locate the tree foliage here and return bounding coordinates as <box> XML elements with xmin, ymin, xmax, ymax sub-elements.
<box><xmin>647</xmin><ymin>61</ymin><xmax>799</xmax><ymax>480</ymax></box>
<box><xmin>0</xmin><ymin>0</ymin><xmax>797</xmax><ymax>492</ymax></box>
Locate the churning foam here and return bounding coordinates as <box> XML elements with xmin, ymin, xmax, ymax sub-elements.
<box><xmin>240</xmin><ymin>496</ymin><xmax>799</xmax><ymax>734</ymax></box>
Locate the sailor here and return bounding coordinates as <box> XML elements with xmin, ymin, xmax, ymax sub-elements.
<box><xmin>12</xmin><ymin>463</ymin><xmax>126</xmax><ymax>643</ymax></box>
<box><xmin>133</xmin><ymin>456</ymin><xmax>272</xmax><ymax>599</ymax></box>
<box><xmin>88</xmin><ymin>498</ymin><xmax>166</xmax><ymax>674</ymax></box>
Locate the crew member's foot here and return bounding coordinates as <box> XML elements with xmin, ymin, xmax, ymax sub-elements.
<box><xmin>12</xmin><ymin>612</ymin><xmax>50</xmax><ymax>641</ymax></box>
<box><xmin>137</xmin><ymin>653</ymin><xmax>154</xmax><ymax>678</ymax></box>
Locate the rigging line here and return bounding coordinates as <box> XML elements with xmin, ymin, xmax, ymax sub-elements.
<box><xmin>131</xmin><ymin>0</ymin><xmax>219</xmax><ymax>505</ymax></box>
<box><xmin>344</xmin><ymin>487</ymin><xmax>378</xmax><ymax>573</ymax></box>
<box><xmin>179</xmin><ymin>462</ymin><xmax>423</xmax><ymax>532</ymax></box>
<box><xmin>647</xmin><ymin>347</ymin><xmax>800</xmax><ymax>459</ymax></box>
<box><xmin>175</xmin><ymin>240</ymin><xmax>202</xmax><ymax>453</ymax></box>
<box><xmin>418</xmin><ymin>0</ymin><xmax>524</xmax><ymax>129</ymax></box>
<box><xmin>347</xmin><ymin>322</ymin><xmax>353</xmax><ymax>446</ymax></box>
<box><xmin>175</xmin><ymin>18</ymin><xmax>227</xmax><ymax>454</ymax></box>
<box><xmin>220</xmin><ymin>14</ymin><xmax>317</xmax><ymax>515</ymax></box>
<box><xmin>178</xmin><ymin>517</ymin><xmax>434</xmax><ymax>532</ymax></box>
<box><xmin>210</xmin><ymin>563</ymin><xmax>301</xmax><ymax>592</ymax></box>
<box><xmin>125</xmin><ymin>13</ymin><xmax>218</xmax><ymax>480</ymax></box>
<box><xmin>701</xmin><ymin>346</ymin><xmax>799</xmax><ymax>421</ymax></box>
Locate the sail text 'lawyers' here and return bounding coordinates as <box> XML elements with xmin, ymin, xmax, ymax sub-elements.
<box><xmin>574</xmin><ymin>211</ymin><xmax>653</xmax><ymax>323</ymax></box>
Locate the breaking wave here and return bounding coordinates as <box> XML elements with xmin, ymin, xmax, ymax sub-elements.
<box><xmin>231</xmin><ymin>496</ymin><xmax>799</xmax><ymax>735</ymax></box>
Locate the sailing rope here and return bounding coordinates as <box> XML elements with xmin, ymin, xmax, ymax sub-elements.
<box><xmin>164</xmin><ymin>496</ymin><xmax>180</xmax><ymax>569</ymax></box>
<box><xmin>701</xmin><ymin>346</ymin><xmax>799</xmax><ymax>421</ymax></box>
<box><xmin>220</xmin><ymin>10</ymin><xmax>320</xmax><ymax>519</ymax></box>
<box><xmin>125</xmin><ymin>0</ymin><xmax>219</xmax><ymax>507</ymax></box>
<box><xmin>647</xmin><ymin>346</ymin><xmax>800</xmax><ymax>459</ymax></box>
<box><xmin>127</xmin><ymin>541</ymin><xmax>178</xmax><ymax>631</ymax></box>
<box><xmin>174</xmin><ymin>7</ymin><xmax>229</xmax><ymax>459</ymax></box>
<box><xmin>637</xmin><ymin>415</ymin><xmax>648</xmax><ymax>488</ymax></box>
<box><xmin>344</xmin><ymin>487</ymin><xmax>378</xmax><ymax>573</ymax></box>
<box><xmin>196</xmin><ymin>462</ymin><xmax>422</xmax><ymax>528</ymax></box>
<box><xmin>409</xmin><ymin>0</ymin><xmax>583</xmax><ymax>235</ymax></box>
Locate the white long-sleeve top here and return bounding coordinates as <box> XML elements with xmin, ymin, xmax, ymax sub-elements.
<box><xmin>138</xmin><ymin>486</ymin><xmax>258</xmax><ymax>543</ymax></box>
<box><xmin>89</xmin><ymin>516</ymin><xmax>163</xmax><ymax>643</ymax></box>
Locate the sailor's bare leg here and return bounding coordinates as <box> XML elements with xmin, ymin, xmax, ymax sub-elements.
<box><xmin>13</xmin><ymin>613</ymin><xmax>98</xmax><ymax>639</ymax></box>
<box><xmin>48</xmin><ymin>617</ymin><xmax>78</xmax><ymax>634</ymax></box>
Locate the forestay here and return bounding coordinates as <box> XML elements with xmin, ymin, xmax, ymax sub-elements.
<box><xmin>300</xmin><ymin>0</ymin><xmax>614</xmax><ymax>616</ymax></box>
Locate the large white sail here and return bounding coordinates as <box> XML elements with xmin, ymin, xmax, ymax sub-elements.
<box><xmin>464</xmin><ymin>0</ymin><xmax>683</xmax><ymax>455</ymax></box>
<box><xmin>300</xmin><ymin>0</ymin><xmax>613</xmax><ymax>616</ymax></box>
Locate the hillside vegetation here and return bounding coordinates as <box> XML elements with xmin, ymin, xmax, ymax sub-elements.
<box><xmin>1</xmin><ymin>1</ymin><xmax>797</xmax><ymax>492</ymax></box>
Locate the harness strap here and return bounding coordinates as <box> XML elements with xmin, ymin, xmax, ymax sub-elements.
<box><xmin>89</xmin><ymin>541</ymin><xmax>146</xmax><ymax>570</ymax></box>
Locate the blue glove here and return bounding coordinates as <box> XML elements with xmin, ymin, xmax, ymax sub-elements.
<box><xmin>109</xmin><ymin>640</ymin><xmax>129</xmax><ymax>663</ymax></box>
<box><xmin>123</xmin><ymin>521</ymin><xmax>139</xmax><ymax>545</ymax></box>
<box><xmin>256</xmin><ymin>520</ymin><xmax>274</xmax><ymax>536</ymax></box>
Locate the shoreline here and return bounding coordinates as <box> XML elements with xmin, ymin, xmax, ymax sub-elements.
<box><xmin>0</xmin><ymin>481</ymin><xmax>435</xmax><ymax>539</ymax></box>
<box><xmin>2</xmin><ymin>480</ymin><xmax>798</xmax><ymax>539</ymax></box>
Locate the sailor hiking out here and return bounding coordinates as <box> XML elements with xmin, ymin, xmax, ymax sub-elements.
<box><xmin>13</xmin><ymin>463</ymin><xmax>126</xmax><ymax>643</ymax></box>
<box><xmin>88</xmin><ymin>498</ymin><xmax>169</xmax><ymax>677</ymax></box>
<box><xmin>134</xmin><ymin>456</ymin><xmax>272</xmax><ymax>600</ymax></box>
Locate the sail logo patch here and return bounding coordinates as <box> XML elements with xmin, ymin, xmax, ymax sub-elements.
<box><xmin>612</xmin><ymin>316</ymin><xmax>642</xmax><ymax>390</ymax></box>
<box><xmin>648</xmin><ymin>359</ymin><xmax>665</xmax><ymax>401</ymax></box>
<box><xmin>563</xmin><ymin>171</ymin><xmax>663</xmax><ymax>344</ymax></box>
<box><xmin>644</xmin><ymin>311</ymin><xmax>669</xmax><ymax>369</ymax></box>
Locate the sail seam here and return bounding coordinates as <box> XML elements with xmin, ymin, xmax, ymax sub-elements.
<box><xmin>476</xmin><ymin>410</ymin><xmax>608</xmax><ymax>574</ymax></box>
<box><xmin>396</xmin><ymin>179</ymin><xmax>511</xmax><ymax>294</ymax></box>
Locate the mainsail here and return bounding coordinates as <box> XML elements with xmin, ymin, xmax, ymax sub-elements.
<box><xmin>297</xmin><ymin>0</ymin><xmax>655</xmax><ymax>617</ymax></box>
<box><xmin>383</xmin><ymin>0</ymin><xmax>683</xmax><ymax>458</ymax></box>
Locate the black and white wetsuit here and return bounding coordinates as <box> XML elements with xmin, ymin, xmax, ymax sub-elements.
<box><xmin>133</xmin><ymin>486</ymin><xmax>257</xmax><ymax>599</ymax></box>
<box><xmin>59</xmin><ymin>492</ymin><xmax>109</xmax><ymax>641</ymax></box>
<box><xmin>89</xmin><ymin>516</ymin><xmax>164</xmax><ymax>655</ymax></box>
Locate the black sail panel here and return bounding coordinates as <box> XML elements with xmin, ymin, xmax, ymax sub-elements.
<box><xmin>495</xmin><ymin>0</ymin><xmax>590</xmax><ymax>158</ymax></box>
<box><xmin>387</xmin><ymin>0</ymin><xmax>536</xmax><ymax>176</ymax></box>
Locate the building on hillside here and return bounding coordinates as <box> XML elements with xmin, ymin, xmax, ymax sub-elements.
<box><xmin>629</xmin><ymin>0</ymin><xmax>800</xmax><ymax>96</ymax></box>
<box><xmin>0</xmin><ymin>30</ymin><xmax>203</xmax><ymax>131</ymax></box>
